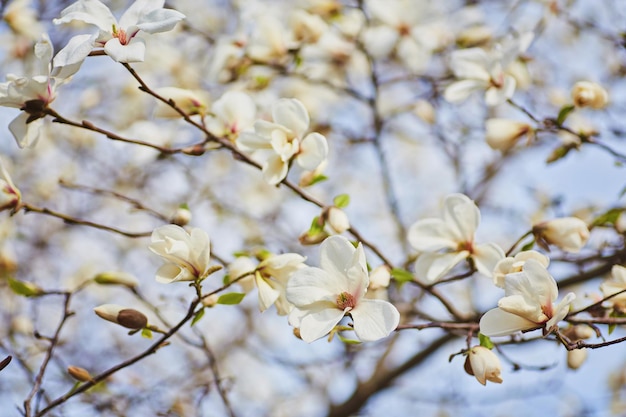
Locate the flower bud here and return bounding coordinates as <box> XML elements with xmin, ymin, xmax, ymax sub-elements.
<box><xmin>94</xmin><ymin>304</ymin><xmax>148</xmax><ymax>329</ymax></box>
<box><xmin>326</xmin><ymin>207</ymin><xmax>350</xmax><ymax>234</ymax></box>
<box><xmin>456</xmin><ymin>26</ymin><xmax>492</xmax><ymax>47</ymax></box>
<box><xmin>154</xmin><ymin>87</ymin><xmax>209</xmax><ymax>118</ymax></box>
<box><xmin>465</xmin><ymin>346</ymin><xmax>503</xmax><ymax>385</ymax></box>
<box><xmin>202</xmin><ymin>294</ymin><xmax>219</xmax><ymax>308</ymax></box>
<box><xmin>171</xmin><ymin>206</ymin><xmax>192</xmax><ymax>227</ymax></box>
<box><xmin>533</xmin><ymin>217</ymin><xmax>589</xmax><ymax>252</ymax></box>
<box><xmin>485</xmin><ymin>118</ymin><xmax>532</xmax><ymax>151</ymax></box>
<box><xmin>93</xmin><ymin>271</ymin><xmax>139</xmax><ymax>288</ymax></box>
<box><xmin>67</xmin><ymin>365</ymin><xmax>93</xmax><ymax>382</ymax></box>
<box><xmin>571</xmin><ymin>81</ymin><xmax>608</xmax><ymax>109</ymax></box>
<box><xmin>567</xmin><ymin>348</ymin><xmax>587</xmax><ymax>370</ymax></box>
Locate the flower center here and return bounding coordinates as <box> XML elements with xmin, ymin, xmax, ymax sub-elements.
<box><xmin>457</xmin><ymin>240</ymin><xmax>474</xmax><ymax>253</ymax></box>
<box><xmin>112</xmin><ymin>25</ymin><xmax>129</xmax><ymax>45</ymax></box>
<box><xmin>336</xmin><ymin>291</ymin><xmax>356</xmax><ymax>311</ymax></box>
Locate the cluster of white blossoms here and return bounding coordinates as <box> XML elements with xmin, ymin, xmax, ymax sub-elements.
<box><xmin>237</xmin><ymin>98</ymin><xmax>328</xmax><ymax>185</ymax></box>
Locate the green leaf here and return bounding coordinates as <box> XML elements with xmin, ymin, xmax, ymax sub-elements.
<box><xmin>609</xmin><ymin>323</ymin><xmax>616</xmax><ymax>335</ymax></box>
<box><xmin>141</xmin><ymin>328</ymin><xmax>153</xmax><ymax>339</ymax></box>
<box><xmin>337</xmin><ymin>334</ymin><xmax>361</xmax><ymax>345</ymax></box>
<box><xmin>391</xmin><ymin>268</ymin><xmax>414</xmax><ymax>285</ymax></box>
<box><xmin>333</xmin><ymin>194</ymin><xmax>350</xmax><ymax>208</ymax></box>
<box><xmin>217</xmin><ymin>292</ymin><xmax>246</xmax><ymax>305</ymax></box>
<box><xmin>8</xmin><ymin>278</ymin><xmax>43</xmax><ymax>297</ymax></box>
<box><xmin>478</xmin><ymin>333</ymin><xmax>494</xmax><ymax>349</ymax></box>
<box><xmin>556</xmin><ymin>104</ymin><xmax>575</xmax><ymax>125</ymax></box>
<box><xmin>308</xmin><ymin>174</ymin><xmax>328</xmax><ymax>186</ymax></box>
<box><xmin>591</xmin><ymin>208</ymin><xmax>623</xmax><ymax>227</ymax></box>
<box><xmin>179</xmin><ymin>202</ymin><xmax>190</xmax><ymax>210</ymax></box>
<box><xmin>521</xmin><ymin>239</ymin><xmax>536</xmax><ymax>251</ymax></box>
<box><xmin>191</xmin><ymin>308</ymin><xmax>205</xmax><ymax>326</ymax></box>
<box><xmin>308</xmin><ymin>216</ymin><xmax>324</xmax><ymax>234</ymax></box>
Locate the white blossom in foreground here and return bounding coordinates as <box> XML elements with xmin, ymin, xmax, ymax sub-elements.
<box><xmin>480</xmin><ymin>259</ymin><xmax>575</xmax><ymax>337</ymax></box>
<box><xmin>408</xmin><ymin>193</ymin><xmax>504</xmax><ymax>283</ymax></box>
<box><xmin>149</xmin><ymin>225</ymin><xmax>211</xmax><ymax>283</ymax></box>
<box><xmin>571</xmin><ymin>81</ymin><xmax>608</xmax><ymax>109</ymax></box>
<box><xmin>532</xmin><ymin>217</ymin><xmax>589</xmax><ymax>253</ymax></box>
<box><xmin>237</xmin><ymin>98</ymin><xmax>328</xmax><ymax>185</ymax></box>
<box><xmin>286</xmin><ymin>236</ymin><xmax>400</xmax><ymax>343</ymax></box>
<box><xmin>492</xmin><ymin>250</ymin><xmax>549</xmax><ymax>288</ymax></box>
<box><xmin>465</xmin><ymin>346</ymin><xmax>503</xmax><ymax>385</ymax></box>
<box><xmin>53</xmin><ymin>0</ymin><xmax>185</xmax><ymax>63</ymax></box>
<box><xmin>0</xmin><ymin>35</ymin><xmax>81</xmax><ymax>147</ymax></box>
<box><xmin>444</xmin><ymin>33</ymin><xmax>533</xmax><ymax>106</ymax></box>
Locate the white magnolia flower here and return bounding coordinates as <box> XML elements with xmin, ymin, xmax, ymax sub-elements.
<box><xmin>286</xmin><ymin>235</ymin><xmax>400</xmax><ymax>343</ymax></box>
<box><xmin>237</xmin><ymin>98</ymin><xmax>328</xmax><ymax>185</ymax></box>
<box><xmin>492</xmin><ymin>250</ymin><xmax>549</xmax><ymax>288</ymax></box>
<box><xmin>567</xmin><ymin>348</ymin><xmax>587</xmax><ymax>370</ymax></box>
<box><xmin>465</xmin><ymin>346</ymin><xmax>503</xmax><ymax>385</ymax></box>
<box><xmin>207</xmin><ymin>91</ymin><xmax>256</xmax><ymax>139</ymax></box>
<box><xmin>153</xmin><ymin>87</ymin><xmax>209</xmax><ymax>118</ymax></box>
<box><xmin>407</xmin><ymin>193</ymin><xmax>504</xmax><ymax>283</ymax></box>
<box><xmin>600</xmin><ymin>265</ymin><xmax>626</xmax><ymax>306</ymax></box>
<box><xmin>53</xmin><ymin>0</ymin><xmax>185</xmax><ymax>63</ymax></box>
<box><xmin>149</xmin><ymin>225</ymin><xmax>211</xmax><ymax>283</ymax></box>
<box><xmin>532</xmin><ymin>217</ymin><xmax>589</xmax><ymax>253</ymax></box>
<box><xmin>444</xmin><ymin>32</ymin><xmax>533</xmax><ymax>106</ymax></box>
<box><xmin>246</xmin><ymin>15</ymin><xmax>295</xmax><ymax>64</ymax></box>
<box><xmin>485</xmin><ymin>118</ymin><xmax>532</xmax><ymax>151</ymax></box>
<box><xmin>571</xmin><ymin>81</ymin><xmax>608</xmax><ymax>109</ymax></box>
<box><xmin>3</xmin><ymin>0</ymin><xmax>44</xmax><ymax>40</ymax></box>
<box><xmin>0</xmin><ymin>35</ymin><xmax>81</xmax><ymax>147</ymax></box>
<box><xmin>479</xmin><ymin>259</ymin><xmax>575</xmax><ymax>337</ymax></box>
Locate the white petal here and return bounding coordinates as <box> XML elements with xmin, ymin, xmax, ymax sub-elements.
<box><xmin>298</xmin><ymin>302</ymin><xmax>345</xmax><ymax>343</ymax></box>
<box><xmin>497</xmin><ymin>294</ymin><xmax>544</xmax><ymax>323</ymax></box>
<box><xmin>479</xmin><ymin>308</ymin><xmax>538</xmax><ymax>337</ymax></box>
<box><xmin>104</xmin><ymin>38</ymin><xmax>146</xmax><ymax>63</ymax></box>
<box><xmin>53</xmin><ymin>0</ymin><xmax>116</xmax><ymax>32</ymax></box>
<box><xmin>236</xmin><ymin>131</ymin><xmax>271</xmax><ymax>152</ymax></box>
<box><xmin>118</xmin><ymin>0</ymin><xmax>164</xmax><ymax>28</ymax></box>
<box><xmin>297</xmin><ymin>132</ymin><xmax>328</xmax><ymax>170</ymax></box>
<box><xmin>444</xmin><ymin>79</ymin><xmax>486</xmax><ymax>103</ymax></box>
<box><xmin>408</xmin><ymin>218</ymin><xmax>458</xmax><ymax>252</ymax></box>
<box><xmin>472</xmin><ymin>243</ymin><xmax>504</xmax><ymax>278</ymax></box>
<box><xmin>256</xmin><ymin>274</ymin><xmax>280</xmax><ymax>312</ymax></box>
<box><xmin>443</xmin><ymin>193</ymin><xmax>479</xmax><ymax>243</ymax></box>
<box><xmin>319</xmin><ymin>235</ymin><xmax>357</xmax><ymax>286</ymax></box>
<box><xmin>261</xmin><ymin>153</ymin><xmax>288</xmax><ymax>185</ymax></box>
<box><xmin>350</xmin><ymin>299</ymin><xmax>399</xmax><ymax>341</ymax></box>
<box><xmin>414</xmin><ymin>251</ymin><xmax>468</xmax><ymax>283</ymax></box>
<box><xmin>360</xmin><ymin>26</ymin><xmax>398</xmax><ymax>58</ymax></box>
<box><xmin>212</xmin><ymin>91</ymin><xmax>256</xmax><ymax>133</ymax></box>
<box><xmin>52</xmin><ymin>34</ymin><xmax>95</xmax><ymax>79</ymax></box>
<box><xmin>136</xmin><ymin>8</ymin><xmax>186</xmax><ymax>34</ymax></box>
<box><xmin>272</xmin><ymin>98</ymin><xmax>310</xmax><ymax>138</ymax></box>
<box><xmin>155</xmin><ymin>263</ymin><xmax>193</xmax><ymax>283</ymax></box>
<box><xmin>9</xmin><ymin>113</ymin><xmax>42</xmax><ymax>148</ymax></box>
<box><xmin>286</xmin><ymin>267</ymin><xmax>338</xmax><ymax>306</ymax></box>
<box><xmin>545</xmin><ymin>292</ymin><xmax>575</xmax><ymax>331</ymax></box>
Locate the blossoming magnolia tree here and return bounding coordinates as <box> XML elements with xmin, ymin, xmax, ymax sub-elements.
<box><xmin>1</xmin><ymin>0</ymin><xmax>626</xmax><ymax>416</ymax></box>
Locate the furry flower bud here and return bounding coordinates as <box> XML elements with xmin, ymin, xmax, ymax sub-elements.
<box><xmin>571</xmin><ymin>81</ymin><xmax>608</xmax><ymax>109</ymax></box>
<box><xmin>465</xmin><ymin>346</ymin><xmax>503</xmax><ymax>385</ymax></box>
<box><xmin>94</xmin><ymin>304</ymin><xmax>148</xmax><ymax>330</ymax></box>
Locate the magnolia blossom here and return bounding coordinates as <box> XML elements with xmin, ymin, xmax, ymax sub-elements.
<box><xmin>480</xmin><ymin>259</ymin><xmax>575</xmax><ymax>337</ymax></box>
<box><xmin>286</xmin><ymin>235</ymin><xmax>400</xmax><ymax>343</ymax></box>
<box><xmin>485</xmin><ymin>118</ymin><xmax>532</xmax><ymax>151</ymax></box>
<box><xmin>325</xmin><ymin>207</ymin><xmax>350</xmax><ymax>234</ymax></box>
<box><xmin>246</xmin><ymin>15</ymin><xmax>295</xmax><ymax>64</ymax></box>
<box><xmin>492</xmin><ymin>250</ymin><xmax>549</xmax><ymax>288</ymax></box>
<box><xmin>0</xmin><ymin>35</ymin><xmax>81</xmax><ymax>147</ymax></box>
<box><xmin>465</xmin><ymin>346</ymin><xmax>503</xmax><ymax>385</ymax></box>
<box><xmin>153</xmin><ymin>87</ymin><xmax>209</xmax><ymax>118</ymax></box>
<box><xmin>94</xmin><ymin>304</ymin><xmax>148</xmax><ymax>329</ymax></box>
<box><xmin>567</xmin><ymin>348</ymin><xmax>587</xmax><ymax>370</ymax></box>
<box><xmin>532</xmin><ymin>217</ymin><xmax>589</xmax><ymax>253</ymax></box>
<box><xmin>365</xmin><ymin>265</ymin><xmax>391</xmax><ymax>301</ymax></box>
<box><xmin>237</xmin><ymin>98</ymin><xmax>328</xmax><ymax>185</ymax></box>
<box><xmin>3</xmin><ymin>0</ymin><xmax>44</xmax><ymax>40</ymax></box>
<box><xmin>53</xmin><ymin>0</ymin><xmax>185</xmax><ymax>63</ymax></box>
<box><xmin>207</xmin><ymin>91</ymin><xmax>256</xmax><ymax>139</ymax></box>
<box><xmin>444</xmin><ymin>32</ymin><xmax>533</xmax><ymax>106</ymax></box>
<box><xmin>149</xmin><ymin>225</ymin><xmax>211</xmax><ymax>283</ymax></box>
<box><xmin>571</xmin><ymin>81</ymin><xmax>608</xmax><ymax>109</ymax></box>
<box><xmin>407</xmin><ymin>193</ymin><xmax>504</xmax><ymax>283</ymax></box>
<box><xmin>600</xmin><ymin>265</ymin><xmax>626</xmax><ymax>308</ymax></box>
<box><xmin>0</xmin><ymin>159</ymin><xmax>21</xmax><ymax>213</ymax></box>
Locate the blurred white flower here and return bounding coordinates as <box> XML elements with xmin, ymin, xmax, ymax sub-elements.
<box><xmin>571</xmin><ymin>81</ymin><xmax>608</xmax><ymax>109</ymax></box>
<box><xmin>54</xmin><ymin>0</ymin><xmax>185</xmax><ymax>63</ymax></box>
<box><xmin>408</xmin><ymin>193</ymin><xmax>504</xmax><ymax>283</ymax></box>
<box><xmin>532</xmin><ymin>217</ymin><xmax>589</xmax><ymax>253</ymax></box>
<box><xmin>485</xmin><ymin>118</ymin><xmax>532</xmax><ymax>151</ymax></box>
<box><xmin>154</xmin><ymin>87</ymin><xmax>209</xmax><ymax>118</ymax></box>
<box><xmin>286</xmin><ymin>236</ymin><xmax>400</xmax><ymax>342</ymax></box>
<box><xmin>600</xmin><ymin>265</ymin><xmax>626</xmax><ymax>307</ymax></box>
<box><xmin>149</xmin><ymin>225</ymin><xmax>211</xmax><ymax>283</ymax></box>
<box><xmin>480</xmin><ymin>259</ymin><xmax>575</xmax><ymax>337</ymax></box>
<box><xmin>207</xmin><ymin>91</ymin><xmax>256</xmax><ymax>139</ymax></box>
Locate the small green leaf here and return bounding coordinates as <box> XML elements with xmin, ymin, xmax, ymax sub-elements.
<box><xmin>217</xmin><ymin>292</ymin><xmax>246</xmax><ymax>305</ymax></box>
<box><xmin>337</xmin><ymin>334</ymin><xmax>361</xmax><ymax>344</ymax></box>
<box><xmin>141</xmin><ymin>328</ymin><xmax>153</xmax><ymax>339</ymax></box>
<box><xmin>308</xmin><ymin>216</ymin><xmax>324</xmax><ymax>234</ymax></box>
<box><xmin>8</xmin><ymin>278</ymin><xmax>43</xmax><ymax>297</ymax></box>
<box><xmin>520</xmin><ymin>239</ymin><xmax>536</xmax><ymax>251</ymax></box>
<box><xmin>478</xmin><ymin>333</ymin><xmax>494</xmax><ymax>349</ymax></box>
<box><xmin>179</xmin><ymin>203</ymin><xmax>190</xmax><ymax>210</ymax></box>
<box><xmin>609</xmin><ymin>323</ymin><xmax>616</xmax><ymax>335</ymax></box>
<box><xmin>333</xmin><ymin>194</ymin><xmax>350</xmax><ymax>208</ymax></box>
<box><xmin>191</xmin><ymin>308</ymin><xmax>205</xmax><ymax>326</ymax></box>
<box><xmin>556</xmin><ymin>104</ymin><xmax>575</xmax><ymax>125</ymax></box>
<box><xmin>591</xmin><ymin>208</ymin><xmax>623</xmax><ymax>227</ymax></box>
<box><xmin>391</xmin><ymin>268</ymin><xmax>414</xmax><ymax>284</ymax></box>
<box><xmin>308</xmin><ymin>174</ymin><xmax>328</xmax><ymax>186</ymax></box>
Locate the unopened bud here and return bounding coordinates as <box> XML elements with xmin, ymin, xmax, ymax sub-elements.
<box><xmin>532</xmin><ymin>217</ymin><xmax>589</xmax><ymax>252</ymax></box>
<box><xmin>465</xmin><ymin>346</ymin><xmax>503</xmax><ymax>385</ymax></box>
<box><xmin>202</xmin><ymin>294</ymin><xmax>219</xmax><ymax>308</ymax></box>
<box><xmin>94</xmin><ymin>304</ymin><xmax>148</xmax><ymax>329</ymax></box>
<box><xmin>93</xmin><ymin>271</ymin><xmax>139</xmax><ymax>288</ymax></box>
<box><xmin>485</xmin><ymin>118</ymin><xmax>532</xmax><ymax>151</ymax></box>
<box><xmin>171</xmin><ymin>206</ymin><xmax>192</xmax><ymax>226</ymax></box>
<box><xmin>326</xmin><ymin>207</ymin><xmax>350</xmax><ymax>234</ymax></box>
<box><xmin>567</xmin><ymin>348</ymin><xmax>587</xmax><ymax>370</ymax></box>
<box><xmin>154</xmin><ymin>87</ymin><xmax>209</xmax><ymax>118</ymax></box>
<box><xmin>67</xmin><ymin>365</ymin><xmax>93</xmax><ymax>382</ymax></box>
<box><xmin>571</xmin><ymin>81</ymin><xmax>608</xmax><ymax>109</ymax></box>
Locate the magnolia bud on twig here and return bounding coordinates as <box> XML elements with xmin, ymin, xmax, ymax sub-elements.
<box><xmin>94</xmin><ymin>304</ymin><xmax>148</xmax><ymax>330</ymax></box>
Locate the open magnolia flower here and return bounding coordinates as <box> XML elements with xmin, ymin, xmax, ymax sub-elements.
<box><xmin>54</xmin><ymin>0</ymin><xmax>185</xmax><ymax>63</ymax></box>
<box><xmin>444</xmin><ymin>32</ymin><xmax>533</xmax><ymax>106</ymax></box>
<box><xmin>207</xmin><ymin>91</ymin><xmax>257</xmax><ymax>140</ymax></box>
<box><xmin>407</xmin><ymin>193</ymin><xmax>504</xmax><ymax>283</ymax></box>
<box><xmin>286</xmin><ymin>235</ymin><xmax>400</xmax><ymax>343</ymax></box>
<box><xmin>237</xmin><ymin>98</ymin><xmax>328</xmax><ymax>185</ymax></box>
<box><xmin>0</xmin><ymin>34</ymin><xmax>81</xmax><ymax>147</ymax></box>
<box><xmin>492</xmin><ymin>250</ymin><xmax>549</xmax><ymax>288</ymax></box>
<box><xmin>149</xmin><ymin>225</ymin><xmax>211</xmax><ymax>283</ymax></box>
<box><xmin>480</xmin><ymin>259</ymin><xmax>575</xmax><ymax>337</ymax></box>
